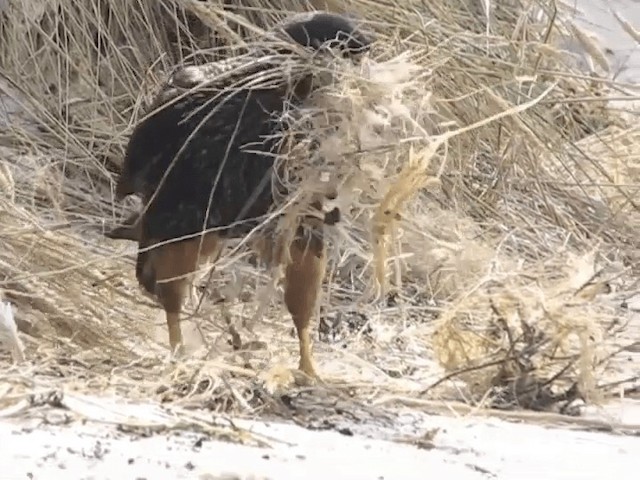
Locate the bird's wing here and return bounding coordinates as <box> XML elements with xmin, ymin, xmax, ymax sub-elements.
<box><xmin>144</xmin><ymin>50</ymin><xmax>301</xmax><ymax>117</ymax></box>
<box><xmin>143</xmin><ymin>55</ymin><xmax>248</xmax><ymax>114</ymax></box>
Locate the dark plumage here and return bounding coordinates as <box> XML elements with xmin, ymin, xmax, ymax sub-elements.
<box><xmin>107</xmin><ymin>10</ymin><xmax>372</xmax><ymax>380</ymax></box>
<box><xmin>275</xmin><ymin>11</ymin><xmax>370</xmax><ymax>56</ymax></box>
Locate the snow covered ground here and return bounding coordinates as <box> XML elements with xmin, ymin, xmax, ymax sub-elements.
<box><xmin>565</xmin><ymin>0</ymin><xmax>640</xmax><ymax>84</ymax></box>
<box><xmin>2</xmin><ymin>398</ymin><xmax>639</xmax><ymax>480</ymax></box>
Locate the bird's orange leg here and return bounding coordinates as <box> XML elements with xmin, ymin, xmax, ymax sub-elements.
<box><xmin>283</xmin><ymin>224</ymin><xmax>327</xmax><ymax>381</ymax></box>
<box><xmin>143</xmin><ymin>233</ymin><xmax>223</xmax><ymax>354</ymax></box>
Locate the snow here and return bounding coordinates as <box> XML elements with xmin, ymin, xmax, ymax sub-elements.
<box><xmin>2</xmin><ymin>403</ymin><xmax>639</xmax><ymax>480</ymax></box>
<box><xmin>566</xmin><ymin>0</ymin><xmax>640</xmax><ymax>85</ymax></box>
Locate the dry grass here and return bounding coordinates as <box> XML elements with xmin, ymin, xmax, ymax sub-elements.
<box><xmin>0</xmin><ymin>0</ymin><xmax>639</xmax><ymax>428</ymax></box>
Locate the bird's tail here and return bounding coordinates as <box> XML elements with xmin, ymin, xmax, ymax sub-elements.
<box><xmin>105</xmin><ymin>210</ymin><xmax>142</xmax><ymax>242</ymax></box>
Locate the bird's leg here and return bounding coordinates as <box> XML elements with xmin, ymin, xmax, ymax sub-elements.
<box><xmin>283</xmin><ymin>223</ymin><xmax>327</xmax><ymax>382</ymax></box>
<box><xmin>153</xmin><ymin>245</ymin><xmax>190</xmax><ymax>355</ymax></box>
<box><xmin>151</xmin><ymin>233</ymin><xmax>222</xmax><ymax>355</ymax></box>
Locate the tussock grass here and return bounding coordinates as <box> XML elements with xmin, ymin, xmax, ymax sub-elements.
<box><xmin>0</xmin><ymin>0</ymin><xmax>638</xmax><ymax>425</ymax></box>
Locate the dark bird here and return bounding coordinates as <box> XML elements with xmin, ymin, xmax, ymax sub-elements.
<box><xmin>106</xmin><ymin>11</ymin><xmax>372</xmax><ymax>380</ymax></box>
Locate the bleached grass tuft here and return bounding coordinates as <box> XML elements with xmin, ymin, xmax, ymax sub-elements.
<box><xmin>0</xmin><ymin>299</ymin><xmax>25</xmax><ymax>363</ymax></box>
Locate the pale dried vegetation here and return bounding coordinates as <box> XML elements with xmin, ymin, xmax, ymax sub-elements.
<box><xmin>0</xmin><ymin>0</ymin><xmax>639</xmax><ymax>431</ymax></box>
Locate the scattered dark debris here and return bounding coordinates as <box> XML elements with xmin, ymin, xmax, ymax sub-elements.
<box><xmin>30</xmin><ymin>390</ymin><xmax>65</xmax><ymax>409</ymax></box>
<box><xmin>273</xmin><ymin>388</ymin><xmax>396</xmax><ymax>439</ymax></box>
<box><xmin>41</xmin><ymin>450</ymin><xmax>57</xmax><ymax>462</ymax></box>
<box><xmin>465</xmin><ymin>463</ymin><xmax>497</xmax><ymax>477</ymax></box>
<box><xmin>116</xmin><ymin>424</ymin><xmax>157</xmax><ymax>438</ymax></box>
<box><xmin>318</xmin><ymin>310</ymin><xmax>372</xmax><ymax>344</ymax></box>
<box><xmin>386</xmin><ymin>290</ymin><xmax>399</xmax><ymax>307</ymax></box>
<box><xmin>323</xmin><ymin>206</ymin><xmax>341</xmax><ymax>225</ymax></box>
<box><xmin>393</xmin><ymin>428</ymin><xmax>440</xmax><ymax>451</ymax></box>
<box><xmin>185</xmin><ymin>461</ymin><xmax>196</xmax><ymax>470</ymax></box>
<box><xmin>155</xmin><ymin>384</ymin><xmax>169</xmax><ymax>395</ymax></box>
<box><xmin>488</xmin><ymin>376</ymin><xmax>582</xmax><ymax>413</ymax></box>
<box><xmin>82</xmin><ymin>440</ymin><xmax>107</xmax><ymax>460</ymax></box>
<box><xmin>157</xmin><ymin>377</ymin><xmax>268</xmax><ymax>414</ymax></box>
<box><xmin>42</xmin><ymin>411</ymin><xmax>72</xmax><ymax>426</ymax></box>
<box><xmin>278</xmin><ymin>393</ymin><xmax>294</xmax><ymax>409</ymax></box>
<box><xmin>305</xmin><ymin>418</ymin><xmax>340</xmax><ymax>432</ymax></box>
<box><xmin>381</xmin><ymin>364</ymin><xmax>416</xmax><ymax>379</ymax></box>
<box><xmin>199</xmin><ymin>474</ymin><xmax>245</xmax><ymax>480</ymax></box>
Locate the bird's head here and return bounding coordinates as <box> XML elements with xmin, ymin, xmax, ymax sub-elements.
<box><xmin>276</xmin><ymin>11</ymin><xmax>373</xmax><ymax>60</ymax></box>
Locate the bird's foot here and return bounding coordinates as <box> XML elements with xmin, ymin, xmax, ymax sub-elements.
<box><xmin>292</xmin><ymin>363</ymin><xmax>325</xmax><ymax>388</ymax></box>
<box><xmin>169</xmin><ymin>342</ymin><xmax>187</xmax><ymax>360</ymax></box>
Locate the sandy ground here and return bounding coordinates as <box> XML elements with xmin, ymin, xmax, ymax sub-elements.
<box><xmin>1</xmin><ymin>1</ymin><xmax>640</xmax><ymax>479</ymax></box>
<box><xmin>2</xmin><ymin>397</ymin><xmax>639</xmax><ymax>480</ymax></box>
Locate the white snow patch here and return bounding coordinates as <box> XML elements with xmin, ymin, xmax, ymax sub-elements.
<box><xmin>2</xmin><ymin>401</ymin><xmax>639</xmax><ymax>480</ymax></box>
